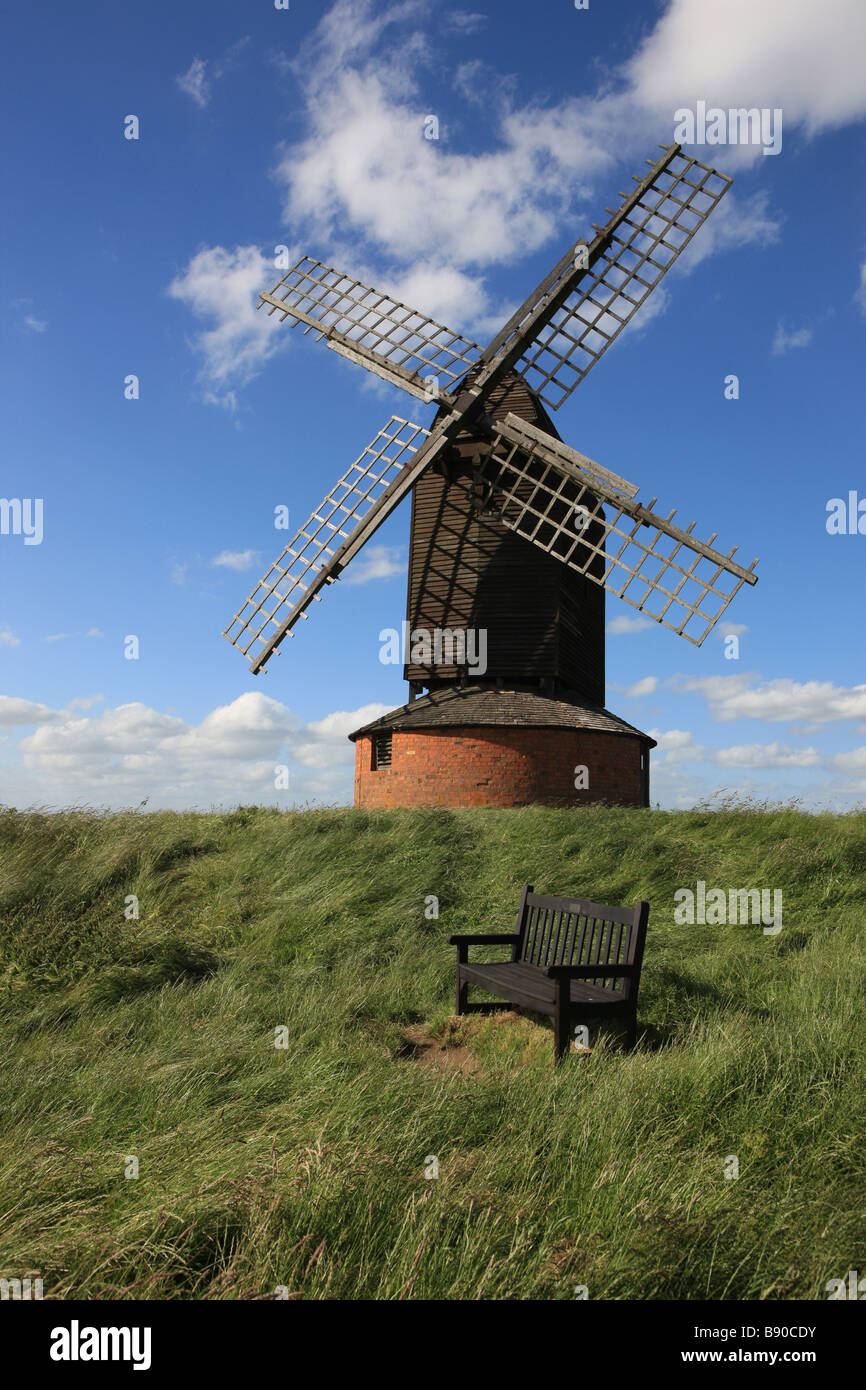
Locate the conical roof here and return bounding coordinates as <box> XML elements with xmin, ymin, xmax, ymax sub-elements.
<box><xmin>349</xmin><ymin>684</ymin><xmax>655</xmax><ymax>744</ymax></box>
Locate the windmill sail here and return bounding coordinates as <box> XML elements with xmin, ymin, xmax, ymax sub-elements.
<box><xmin>259</xmin><ymin>257</ymin><xmax>482</xmax><ymax>405</ymax></box>
<box><xmin>223</xmin><ymin>145</ymin><xmax>756</xmax><ymax>673</ymax></box>
<box><xmin>476</xmin><ymin>414</ymin><xmax>757</xmax><ymax>646</ymax></box>
<box><xmin>481</xmin><ymin>146</ymin><xmax>732</xmax><ymax>411</ymax></box>
<box><xmin>224</xmin><ymin>417</ymin><xmax>431</xmax><ymax>672</ymax></box>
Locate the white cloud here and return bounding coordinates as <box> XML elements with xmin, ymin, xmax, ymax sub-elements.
<box><xmin>0</xmin><ymin>691</ymin><xmax>383</xmax><ymax>809</ymax></box>
<box><xmin>607</xmin><ymin>614</ymin><xmax>653</xmax><ymax>635</ymax></box>
<box><xmin>177</xmin><ymin>0</ymin><xmax>848</xmax><ymax>402</ymax></box>
<box><xmin>0</xmin><ymin>696</ymin><xmax>61</xmax><ymax>727</ymax></box>
<box><xmin>856</xmin><ymin>259</ymin><xmax>866</xmax><ymax>313</ymax></box>
<box><xmin>678</xmin><ymin>675</ymin><xmax>866</xmax><ymax>724</ymax></box>
<box><xmin>772</xmin><ymin>322</ymin><xmax>812</xmax><ymax>355</ymax></box>
<box><xmin>648</xmin><ymin>728</ymin><xmax>821</xmax><ymax>772</ymax></box>
<box><xmin>677</xmin><ymin>190</ymin><xmax>782</xmax><ymax>271</ymax></box>
<box><xmin>177</xmin><ymin>56</ymin><xmax>210</xmax><ymax>109</ymax></box>
<box><xmin>713</xmin><ymin>741</ymin><xmax>821</xmax><ymax>769</ymax></box>
<box><xmin>174</xmin><ymin>0</ymin><xmax>866</xmax><ymax>405</ymax></box>
<box><xmin>44</xmin><ymin>633</ymin><xmax>71</xmax><ymax>644</ymax></box>
<box><xmin>342</xmin><ymin>544</ymin><xmax>404</xmax><ymax>586</ymax></box>
<box><xmin>24</xmin><ymin>314</ymin><xmax>47</xmax><ymax>333</ymax></box>
<box><xmin>167</xmin><ymin>245</ymin><xmax>288</xmax><ymax>408</ymax></box>
<box><xmin>0</xmin><ymin>630</ymin><xmax>21</xmax><ymax>648</ymax></box>
<box><xmin>446</xmin><ymin>11</ymin><xmax>487</xmax><ymax>34</ymax></box>
<box><xmin>85</xmin><ymin>628</ymin><xmax>104</xmax><ymax>639</ymax></box>
<box><xmin>648</xmin><ymin>728</ymin><xmax>705</xmax><ymax>765</ymax></box>
<box><xmin>294</xmin><ymin>703</ymin><xmax>392</xmax><ymax>767</ymax></box>
<box><xmin>828</xmin><ymin>747</ymin><xmax>866</xmax><ymax>775</ymax></box>
<box><xmin>211</xmin><ymin>549</ymin><xmax>259</xmax><ymax>572</ymax></box>
<box><xmin>623</xmin><ymin>676</ymin><xmax>659</xmax><ymax>698</ymax></box>
<box><xmin>177</xmin><ymin>38</ymin><xmax>251</xmax><ymax>109</ymax></box>
<box><xmin>271</xmin><ymin>0</ymin><xmax>821</xmax><ymax>294</ymax></box>
<box><xmin>623</xmin><ymin>0</ymin><xmax>866</xmax><ymax>143</ymax></box>
<box><xmin>171</xmin><ymin>563</ymin><xmax>188</xmax><ymax>586</ymax></box>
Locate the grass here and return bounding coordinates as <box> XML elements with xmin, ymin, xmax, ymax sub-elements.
<box><xmin>1</xmin><ymin>800</ymin><xmax>864</xmax><ymax>1300</ymax></box>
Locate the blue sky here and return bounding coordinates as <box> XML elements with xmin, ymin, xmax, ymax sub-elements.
<box><xmin>2</xmin><ymin>0</ymin><xmax>866</xmax><ymax>811</ymax></box>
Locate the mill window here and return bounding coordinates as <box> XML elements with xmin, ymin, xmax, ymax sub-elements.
<box><xmin>372</xmin><ymin>733</ymin><xmax>392</xmax><ymax>770</ymax></box>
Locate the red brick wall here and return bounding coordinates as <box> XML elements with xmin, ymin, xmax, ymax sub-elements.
<box><xmin>353</xmin><ymin>727</ymin><xmax>648</xmax><ymax>809</ymax></box>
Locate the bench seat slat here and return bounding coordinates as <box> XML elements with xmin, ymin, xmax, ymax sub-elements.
<box><xmin>459</xmin><ymin>960</ymin><xmax>628</xmax><ymax>1009</ymax></box>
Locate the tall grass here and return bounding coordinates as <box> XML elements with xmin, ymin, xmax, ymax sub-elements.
<box><xmin>1</xmin><ymin>802</ymin><xmax>864</xmax><ymax>1299</ymax></box>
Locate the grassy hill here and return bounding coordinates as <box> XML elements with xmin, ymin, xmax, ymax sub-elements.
<box><xmin>1</xmin><ymin>801</ymin><xmax>864</xmax><ymax>1300</ymax></box>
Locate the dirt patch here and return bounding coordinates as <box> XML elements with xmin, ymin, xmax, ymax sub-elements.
<box><xmin>399</xmin><ymin>1010</ymin><xmax>592</xmax><ymax>1073</ymax></box>
<box><xmin>400</xmin><ymin>1019</ymin><xmax>482</xmax><ymax>1076</ymax></box>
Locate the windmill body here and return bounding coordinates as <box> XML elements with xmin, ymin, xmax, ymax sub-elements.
<box><xmin>405</xmin><ymin>370</ymin><xmax>605</xmax><ymax>704</ymax></box>
<box><xmin>223</xmin><ymin>145</ymin><xmax>758</xmax><ymax>809</ymax></box>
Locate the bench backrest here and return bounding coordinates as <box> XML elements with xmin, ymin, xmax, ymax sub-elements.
<box><xmin>514</xmin><ymin>885</ymin><xmax>649</xmax><ymax>995</ymax></box>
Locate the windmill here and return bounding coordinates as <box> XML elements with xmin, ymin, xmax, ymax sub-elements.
<box><xmin>223</xmin><ymin>144</ymin><xmax>758</xmax><ymax>810</ymax></box>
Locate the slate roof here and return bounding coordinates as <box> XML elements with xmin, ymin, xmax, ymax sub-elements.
<box><xmin>349</xmin><ymin>684</ymin><xmax>656</xmax><ymax>745</ymax></box>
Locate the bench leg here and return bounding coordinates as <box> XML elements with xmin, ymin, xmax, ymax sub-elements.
<box><xmin>625</xmin><ymin>1012</ymin><xmax>637</xmax><ymax>1050</ymax></box>
<box><xmin>456</xmin><ymin>971</ymin><xmax>468</xmax><ymax>1016</ymax></box>
<box><xmin>554</xmin><ymin>981</ymin><xmax>570</xmax><ymax>1064</ymax></box>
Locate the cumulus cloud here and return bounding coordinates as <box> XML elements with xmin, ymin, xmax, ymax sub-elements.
<box><xmin>828</xmin><ymin>747</ymin><xmax>866</xmax><ymax>775</ymax></box>
<box><xmin>211</xmin><ymin>549</ymin><xmax>260</xmax><ymax>572</ymax></box>
<box><xmin>713</xmin><ymin>742</ymin><xmax>821</xmax><ymax>769</ymax></box>
<box><xmin>648</xmin><ymin>728</ymin><xmax>821</xmax><ymax>771</ymax></box>
<box><xmin>677</xmin><ymin>675</ymin><xmax>866</xmax><ymax>724</ymax></box>
<box><xmin>0</xmin><ymin>692</ymin><xmax>390</xmax><ymax>810</ymax></box>
<box><xmin>273</xmin><ymin>0</ymin><xmax>862</xmax><ymax>279</ymax></box>
<box><xmin>167</xmin><ymin>245</ymin><xmax>288</xmax><ymax>409</ymax></box>
<box><xmin>623</xmin><ymin>0</ymin><xmax>866</xmax><ymax>142</ymax></box>
<box><xmin>648</xmin><ymin>728</ymin><xmax>705</xmax><ymax>765</ymax></box>
<box><xmin>623</xmin><ymin>676</ymin><xmax>659</xmax><ymax>698</ymax></box>
<box><xmin>268</xmin><ymin>0</ymin><xmax>791</xmax><ymax>336</ymax></box>
<box><xmin>293</xmin><ymin>703</ymin><xmax>392</xmax><ymax>767</ymax></box>
<box><xmin>607</xmin><ymin>614</ymin><xmax>653</xmax><ymax>635</ymax></box>
<box><xmin>342</xmin><ymin>544</ymin><xmax>404</xmax><ymax>586</ymax></box>
<box><xmin>172</xmin><ymin>0</ymin><xmax>866</xmax><ymax>406</ymax></box>
<box><xmin>0</xmin><ymin>630</ymin><xmax>21</xmax><ymax>648</ymax></box>
<box><xmin>0</xmin><ymin>696</ymin><xmax>61</xmax><ymax>727</ymax></box>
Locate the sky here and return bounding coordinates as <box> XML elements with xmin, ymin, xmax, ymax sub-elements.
<box><xmin>2</xmin><ymin>0</ymin><xmax>866</xmax><ymax>813</ymax></box>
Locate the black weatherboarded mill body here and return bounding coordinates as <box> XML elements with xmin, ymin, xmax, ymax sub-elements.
<box><xmin>405</xmin><ymin>369</ymin><xmax>606</xmax><ymax>704</ymax></box>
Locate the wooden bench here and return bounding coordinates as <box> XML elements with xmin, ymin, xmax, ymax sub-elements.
<box><xmin>449</xmin><ymin>885</ymin><xmax>649</xmax><ymax>1062</ymax></box>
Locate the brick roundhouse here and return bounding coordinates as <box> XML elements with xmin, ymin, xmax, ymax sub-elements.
<box><xmin>351</xmin><ymin>686</ymin><xmax>654</xmax><ymax>810</ymax></box>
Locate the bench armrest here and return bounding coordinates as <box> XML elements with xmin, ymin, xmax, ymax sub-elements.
<box><xmin>449</xmin><ymin>933</ymin><xmax>520</xmax><ymax>946</ymax></box>
<box><xmin>543</xmin><ymin>963</ymin><xmax>640</xmax><ymax>979</ymax></box>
